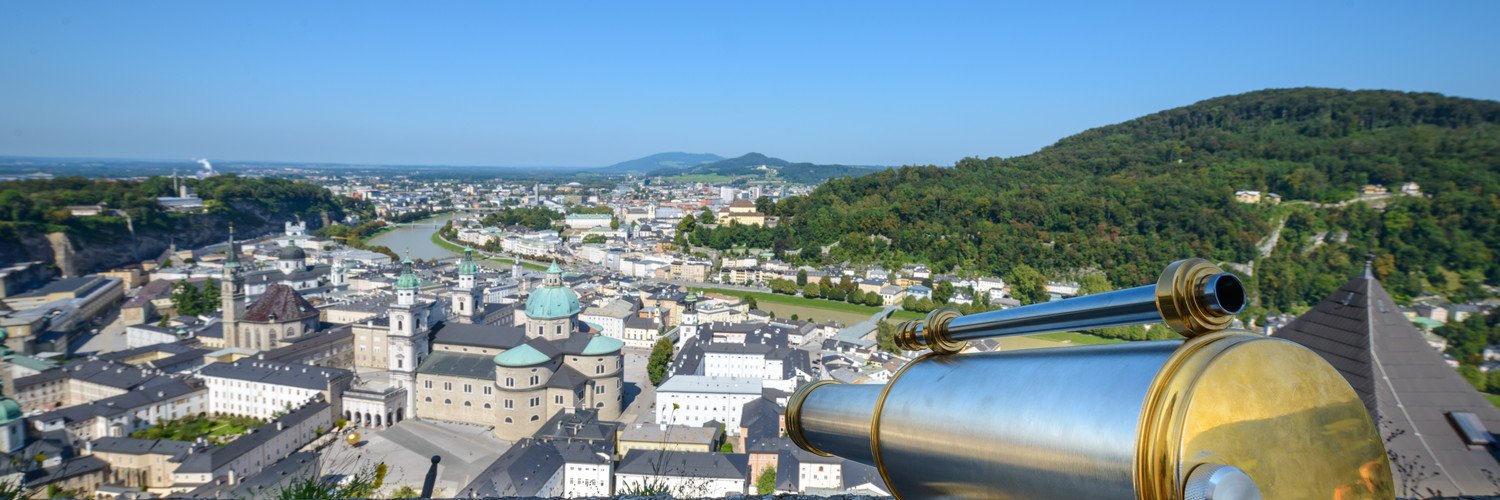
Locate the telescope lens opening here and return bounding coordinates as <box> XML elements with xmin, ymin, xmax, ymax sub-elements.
<box><xmin>1202</xmin><ymin>274</ymin><xmax>1246</xmax><ymax>315</ymax></box>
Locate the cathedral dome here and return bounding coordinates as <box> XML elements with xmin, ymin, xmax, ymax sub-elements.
<box><xmin>278</xmin><ymin>243</ymin><xmax>307</xmax><ymax>261</ymax></box>
<box><xmin>457</xmin><ymin>247</ymin><xmax>479</xmax><ymax>276</ymax></box>
<box><xmin>524</xmin><ymin>263</ymin><xmax>580</xmax><ymax>320</ymax></box>
<box><xmin>493</xmin><ymin>343</ymin><xmax>550</xmax><ymax>367</ymax></box>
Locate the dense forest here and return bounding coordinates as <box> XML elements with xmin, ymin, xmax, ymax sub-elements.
<box><xmin>651</xmin><ymin>152</ymin><xmax>881</xmax><ymax>184</ymax></box>
<box><xmin>689</xmin><ymin>89</ymin><xmax>1500</xmax><ymax>316</ymax></box>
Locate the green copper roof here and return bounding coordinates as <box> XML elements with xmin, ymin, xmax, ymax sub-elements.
<box><xmin>0</xmin><ymin>398</ymin><xmax>20</xmax><ymax>423</ymax></box>
<box><xmin>224</xmin><ymin>226</ymin><xmax>241</xmax><ymax>269</ymax></box>
<box><xmin>525</xmin><ymin>262</ymin><xmax>579</xmax><ymax>319</ymax></box>
<box><xmin>457</xmin><ymin>247</ymin><xmax>479</xmax><ymax>276</ymax></box>
<box><xmin>493</xmin><ymin>344</ymin><xmax>550</xmax><ymax>367</ymax></box>
<box><xmin>525</xmin><ymin>285</ymin><xmax>581</xmax><ymax>320</ymax></box>
<box><xmin>581</xmin><ymin>335</ymin><xmax>624</xmax><ymax>356</ymax></box>
<box><xmin>396</xmin><ymin>255</ymin><xmax>420</xmax><ymax>290</ymax></box>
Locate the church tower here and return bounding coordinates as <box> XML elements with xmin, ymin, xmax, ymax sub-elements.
<box><xmin>331</xmin><ymin>258</ymin><xmax>347</xmax><ymax>287</ymax></box>
<box><xmin>680</xmin><ymin>291</ymin><xmax>700</xmax><ymax>340</ymax></box>
<box><xmin>452</xmin><ymin>247</ymin><xmax>482</xmax><ymax>324</ymax></box>
<box><xmin>512</xmin><ymin>256</ymin><xmax>525</xmax><ymax>292</ymax></box>
<box><xmin>389</xmin><ymin>254</ymin><xmax>429</xmax><ymax>410</ymax></box>
<box><xmin>222</xmin><ymin>226</ymin><xmax>246</xmax><ymax>348</ymax></box>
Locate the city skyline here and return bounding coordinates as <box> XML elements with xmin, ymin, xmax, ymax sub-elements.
<box><xmin>3</xmin><ymin>1</ymin><xmax>1498</xmax><ymax>168</ymax></box>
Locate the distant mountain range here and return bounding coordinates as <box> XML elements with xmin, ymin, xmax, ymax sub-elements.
<box><xmin>644</xmin><ymin>152</ymin><xmax>885</xmax><ymax>184</ymax></box>
<box><xmin>596</xmin><ymin>152</ymin><xmax>725</xmax><ymax>173</ymax></box>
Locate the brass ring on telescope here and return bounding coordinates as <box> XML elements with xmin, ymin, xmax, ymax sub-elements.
<box><xmin>1154</xmin><ymin>258</ymin><xmax>1235</xmax><ymax>338</ymax></box>
<box><xmin>870</xmin><ymin>352</ymin><xmax>936</xmax><ymax>500</ymax></box>
<box><xmin>924</xmin><ymin>307</ymin><xmax>965</xmax><ymax>354</ymax></box>
<box><xmin>785</xmin><ymin>380</ymin><xmax>837</xmax><ymax>457</ymax></box>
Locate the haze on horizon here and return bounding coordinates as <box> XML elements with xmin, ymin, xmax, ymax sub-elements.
<box><xmin>2</xmin><ymin>1</ymin><xmax>1497</xmax><ymax>169</ymax></box>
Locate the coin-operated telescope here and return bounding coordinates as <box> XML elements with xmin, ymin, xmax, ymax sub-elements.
<box><xmin>787</xmin><ymin>259</ymin><xmax>1392</xmax><ymax>500</ymax></box>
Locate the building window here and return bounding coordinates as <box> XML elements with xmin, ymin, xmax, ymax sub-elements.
<box><xmin>595</xmin><ymin>386</ymin><xmax>605</xmax><ymax>394</ymax></box>
<box><xmin>505</xmin><ymin>377</ymin><xmax>514</xmax><ymax>387</ymax></box>
<box><xmin>483</xmin><ymin>386</ymin><xmax>492</xmax><ymax>395</ymax></box>
<box><xmin>484</xmin><ymin>403</ymin><xmax>491</xmax><ymax>409</ymax></box>
<box><xmin>424</xmin><ymin>397</ymin><xmax>432</xmax><ymax>402</ymax></box>
<box><xmin>555</xmin><ymin>325</ymin><xmax>562</xmax><ymax>335</ymax></box>
<box><xmin>530</xmin><ymin>415</ymin><xmax>540</xmax><ymax>421</ymax></box>
<box><xmin>596</xmin><ymin>365</ymin><xmax>605</xmax><ymax>374</ymax></box>
<box><xmin>555</xmin><ymin>395</ymin><xmax>563</xmax><ymax>404</ymax></box>
<box><xmin>444</xmin><ymin>382</ymin><xmax>452</xmax><ymax>391</ymax></box>
<box><xmin>504</xmin><ymin>417</ymin><xmax>512</xmax><ymax>423</ymax></box>
<box><xmin>424</xmin><ymin>380</ymin><xmax>432</xmax><ymax>389</ymax></box>
<box><xmin>464</xmin><ymin>401</ymin><xmax>472</xmax><ymax>407</ymax></box>
<box><xmin>529</xmin><ymin>397</ymin><xmax>540</xmax><ymax>408</ymax></box>
<box><xmin>463</xmin><ymin>384</ymin><xmax>472</xmax><ymax>393</ymax></box>
<box><xmin>444</xmin><ymin>399</ymin><xmax>451</xmax><ymax>405</ymax></box>
<box><xmin>529</xmin><ymin>376</ymin><xmax>539</xmax><ymax>385</ymax></box>
<box><xmin>504</xmin><ymin>399</ymin><xmax>513</xmax><ymax>409</ymax></box>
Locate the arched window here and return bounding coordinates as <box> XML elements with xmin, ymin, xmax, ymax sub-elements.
<box><xmin>424</xmin><ymin>397</ymin><xmax>432</xmax><ymax>402</ymax></box>
<box><xmin>530</xmin><ymin>415</ymin><xmax>540</xmax><ymax>421</ymax></box>
<box><xmin>464</xmin><ymin>401</ymin><xmax>472</xmax><ymax>407</ymax></box>
<box><xmin>444</xmin><ymin>399</ymin><xmax>451</xmax><ymax>405</ymax></box>
<box><xmin>504</xmin><ymin>417</ymin><xmax>512</xmax><ymax>423</ymax></box>
<box><xmin>484</xmin><ymin>403</ymin><xmax>492</xmax><ymax>409</ymax></box>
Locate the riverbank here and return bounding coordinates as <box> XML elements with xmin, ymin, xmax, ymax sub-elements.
<box><xmin>429</xmin><ymin>228</ymin><xmax>549</xmax><ymax>271</ymax></box>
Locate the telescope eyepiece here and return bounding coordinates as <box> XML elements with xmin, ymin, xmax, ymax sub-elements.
<box><xmin>1198</xmin><ymin>273</ymin><xmax>1246</xmax><ymax>316</ymax></box>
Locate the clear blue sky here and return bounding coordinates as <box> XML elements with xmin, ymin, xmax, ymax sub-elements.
<box><xmin>2</xmin><ymin>1</ymin><xmax>1497</xmax><ymax>168</ymax></box>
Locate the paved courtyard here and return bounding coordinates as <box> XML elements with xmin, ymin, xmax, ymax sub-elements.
<box><xmin>319</xmin><ymin>419</ymin><xmax>512</xmax><ymax>497</ymax></box>
<box><xmin>619</xmin><ymin>347</ymin><xmax>656</xmax><ymax>425</ymax></box>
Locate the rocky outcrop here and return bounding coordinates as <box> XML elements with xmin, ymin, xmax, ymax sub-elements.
<box><xmin>0</xmin><ymin>203</ymin><xmax>326</xmax><ymax>277</ymax></box>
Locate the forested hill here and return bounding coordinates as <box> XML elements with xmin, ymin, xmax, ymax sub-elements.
<box><xmin>653</xmin><ymin>152</ymin><xmax>882</xmax><ymax>183</ymax></box>
<box><xmin>725</xmin><ymin>88</ymin><xmax>1500</xmax><ymax>314</ymax></box>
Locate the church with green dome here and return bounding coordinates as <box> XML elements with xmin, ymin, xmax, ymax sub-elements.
<box><xmin>406</xmin><ymin>260</ymin><xmax>625</xmax><ymax>441</ymax></box>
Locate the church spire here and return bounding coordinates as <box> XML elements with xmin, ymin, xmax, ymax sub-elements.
<box><xmin>224</xmin><ymin>224</ymin><xmax>240</xmax><ymax>270</ymax></box>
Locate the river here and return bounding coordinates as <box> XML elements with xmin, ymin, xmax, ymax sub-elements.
<box><xmin>367</xmin><ymin>214</ymin><xmax>460</xmax><ymax>261</ymax></box>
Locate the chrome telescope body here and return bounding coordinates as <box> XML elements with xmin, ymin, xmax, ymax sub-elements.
<box><xmin>788</xmin><ymin>259</ymin><xmax>1392</xmax><ymax>500</ymax></box>
<box><xmin>894</xmin><ymin>258</ymin><xmax>1247</xmax><ymax>354</ymax></box>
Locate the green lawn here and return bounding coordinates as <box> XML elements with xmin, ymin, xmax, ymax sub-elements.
<box><xmin>1029</xmin><ymin>332</ymin><xmax>1126</xmax><ymax>345</ymax></box>
<box><xmin>1486</xmin><ymin>393</ymin><xmax>1500</xmax><ymax>409</ymax></box>
<box><xmin>428</xmin><ymin>231</ymin><xmax>547</xmax><ymax>270</ymax></box>
<box><xmin>689</xmin><ymin>287</ymin><xmax>886</xmax><ymax>326</ymax></box>
<box><xmin>131</xmin><ymin>415</ymin><xmax>264</xmax><ymax>444</ymax></box>
<box><xmin>890</xmin><ymin>310</ymin><xmax>925</xmax><ymax>321</ymax></box>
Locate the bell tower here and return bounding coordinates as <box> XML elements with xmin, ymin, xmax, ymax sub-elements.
<box><xmin>452</xmin><ymin>247</ymin><xmax>482</xmax><ymax>324</ymax></box>
<box><xmin>222</xmin><ymin>225</ymin><xmax>246</xmax><ymax>348</ymax></box>
<box><xmin>389</xmin><ymin>252</ymin><xmax>429</xmax><ymax>410</ymax></box>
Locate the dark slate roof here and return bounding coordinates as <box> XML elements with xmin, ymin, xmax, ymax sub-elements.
<box><xmin>617</xmin><ymin>449</ymin><xmax>749</xmax><ymax>480</ymax></box>
<box><xmin>242</xmin><ymin>284</ymin><xmax>318</xmax><ymax>323</ymax></box>
<box><xmin>17</xmin><ymin>358</ymin><xmax>159</xmax><ymax>391</ymax></box>
<box><xmin>546</xmin><ymin>364</ymin><xmax>587</xmax><ymax>390</ymax></box>
<box><xmin>90</xmin><ymin>437</ymin><xmax>192</xmax><ymax>456</ymax></box>
<box><xmin>1274</xmin><ymin>270</ymin><xmax>1500</xmax><ymax>497</ymax></box>
<box><xmin>417</xmin><ymin>351</ymin><xmax>496</xmax><ymax>380</ymax></box>
<box><xmin>34</xmin><ymin>378</ymin><xmax>203</xmax><ymax>425</ymax></box>
<box><xmin>19</xmin><ymin>455</ymin><xmax>107</xmax><ymax>488</ymax></box>
<box><xmin>10</xmin><ymin>276</ymin><xmax>106</xmax><ymax>298</ymax></box>
<box><xmin>261</xmin><ymin>325</ymin><xmax>352</xmax><ymax>365</ymax></box>
<box><xmin>198</xmin><ymin>360</ymin><xmax>349</xmax><ymax>390</ymax></box>
<box><xmin>532</xmin><ymin>408</ymin><xmax>620</xmax><ymax>444</ymax></box>
<box><xmin>123</xmin><ymin>279</ymin><xmax>176</xmax><ymax>308</ymax></box>
<box><xmin>431</xmin><ymin>322</ymin><xmax>526</xmax><ymax>350</ymax></box>
<box><xmin>740</xmin><ymin>397</ymin><xmax>783</xmax><ymax>436</ymax></box>
<box><xmin>460</xmin><ymin>438</ymin><xmax>565</xmax><ymax>497</ymax></box>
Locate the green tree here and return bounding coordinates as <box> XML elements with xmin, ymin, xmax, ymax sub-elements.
<box><xmin>647</xmin><ymin>337</ymin><xmax>674</xmax><ymax>386</ymax></box>
<box><xmin>796</xmin><ymin>269</ymin><xmax>808</xmax><ymax>286</ymax></box>
<box><xmin>876</xmin><ymin>320</ymin><xmax>900</xmax><ymax>353</ymax></box>
<box><xmin>1459</xmin><ymin>365</ymin><xmax>1485</xmax><ymax>391</ymax></box>
<box><xmin>803</xmin><ymin>281</ymin><xmax>821</xmax><ymax>298</ymax></box>
<box><xmin>720</xmin><ymin>442</ymin><xmax>733</xmax><ymax>453</ymax></box>
<box><xmin>1078</xmin><ymin>271</ymin><xmax>1112</xmax><ymax>296</ymax></box>
<box><xmin>699</xmin><ymin>207</ymin><xmax>716</xmax><ymax>225</ymax></box>
<box><xmin>745</xmin><ymin>296</ymin><xmax>757</xmax><ymax>310</ymax></box>
<box><xmin>756</xmin><ymin>466</ymin><xmax>777</xmax><ymax>494</ymax></box>
<box><xmin>1008</xmin><ymin>264</ymin><xmax>1048</xmax><ymax>305</ymax></box>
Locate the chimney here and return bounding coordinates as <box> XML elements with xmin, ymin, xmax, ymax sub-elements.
<box><xmin>276</xmin><ymin>421</ymin><xmax>284</xmax><ymax>431</ymax></box>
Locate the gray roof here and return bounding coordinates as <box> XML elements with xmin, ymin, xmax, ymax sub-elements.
<box><xmin>532</xmin><ymin>408</ymin><xmax>620</xmax><ymax>444</ymax></box>
<box><xmin>33</xmin><ymin>378</ymin><xmax>204</xmax><ymax>425</ymax></box>
<box><xmin>616</xmin><ymin>449</ymin><xmax>749</xmax><ymax>480</ymax></box>
<box><xmin>17</xmin><ymin>358</ymin><xmax>161</xmax><ymax>391</ymax></box>
<box><xmin>1274</xmin><ymin>270</ymin><xmax>1500</xmax><ymax>497</ymax></box>
<box><xmin>198</xmin><ymin>360</ymin><xmax>349</xmax><ymax>390</ymax></box>
<box><xmin>619</xmin><ymin>423</ymin><xmax>721</xmax><ymax>446</ymax></box>
<box><xmin>417</xmin><ymin>350</ymin><xmax>496</xmax><ymax>380</ymax></box>
<box><xmin>460</xmin><ymin>439</ymin><xmax>566</xmax><ymax>497</ymax></box>
<box><xmin>90</xmin><ymin>437</ymin><xmax>192</xmax><ymax>456</ymax></box>
<box><xmin>432</xmin><ymin>322</ymin><xmax>526</xmax><ymax>350</ymax></box>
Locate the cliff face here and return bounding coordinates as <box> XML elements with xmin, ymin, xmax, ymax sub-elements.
<box><xmin>0</xmin><ymin>203</ymin><xmax>324</xmax><ymax>277</ymax></box>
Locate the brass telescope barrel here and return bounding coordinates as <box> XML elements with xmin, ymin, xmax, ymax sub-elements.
<box><xmin>895</xmin><ymin>258</ymin><xmax>1246</xmax><ymax>354</ymax></box>
<box><xmin>788</xmin><ymin>258</ymin><xmax>1394</xmax><ymax>499</ymax></box>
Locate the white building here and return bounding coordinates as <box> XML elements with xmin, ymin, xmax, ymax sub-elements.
<box><xmin>655</xmin><ymin>375</ymin><xmax>763</xmax><ymax>431</ymax></box>
<box><xmin>199</xmin><ymin>360</ymin><xmax>351</xmax><ymax>420</ymax></box>
<box><xmin>580</xmin><ymin>299</ymin><xmax>635</xmax><ymax>341</ymax></box>
<box><xmin>616</xmin><ymin>450</ymin><xmax>749</xmax><ymax>498</ymax></box>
